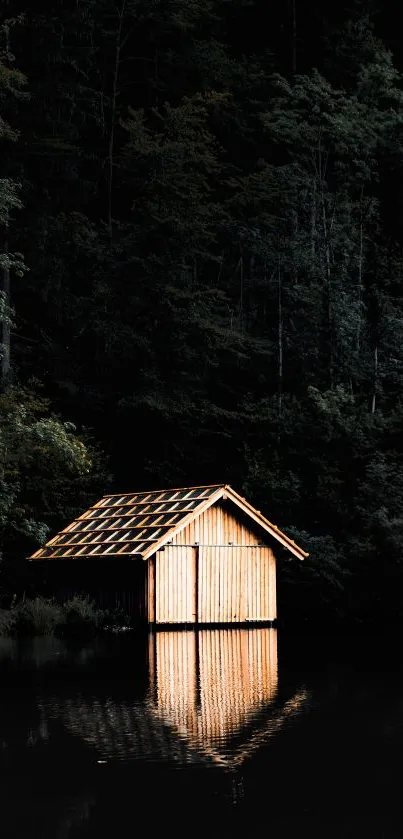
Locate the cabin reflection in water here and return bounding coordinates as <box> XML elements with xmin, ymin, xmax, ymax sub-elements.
<box><xmin>150</xmin><ymin>629</ymin><xmax>278</xmax><ymax>762</ymax></box>
<box><xmin>39</xmin><ymin>629</ymin><xmax>309</xmax><ymax>767</ymax></box>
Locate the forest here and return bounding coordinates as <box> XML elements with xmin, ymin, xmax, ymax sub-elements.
<box><xmin>1</xmin><ymin>0</ymin><xmax>403</xmax><ymax>626</ymax></box>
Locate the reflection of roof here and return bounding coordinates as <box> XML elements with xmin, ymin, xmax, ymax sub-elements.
<box><xmin>38</xmin><ymin>695</ymin><xmax>210</xmax><ymax>765</ymax></box>
<box><xmin>29</xmin><ymin>484</ymin><xmax>308</xmax><ymax>561</ymax></box>
<box><xmin>38</xmin><ymin>690</ymin><xmax>309</xmax><ymax>769</ymax></box>
<box><xmin>38</xmin><ymin>629</ymin><xmax>311</xmax><ymax>768</ymax></box>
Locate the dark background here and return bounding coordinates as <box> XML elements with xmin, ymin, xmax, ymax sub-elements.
<box><xmin>2</xmin><ymin>0</ymin><xmax>403</xmax><ymax>626</ymax></box>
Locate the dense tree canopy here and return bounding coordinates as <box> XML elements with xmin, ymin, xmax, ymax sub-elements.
<box><xmin>1</xmin><ymin>0</ymin><xmax>403</xmax><ymax>624</ymax></box>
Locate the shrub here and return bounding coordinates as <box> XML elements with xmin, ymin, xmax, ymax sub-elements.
<box><xmin>56</xmin><ymin>595</ymin><xmax>100</xmax><ymax>639</ymax></box>
<box><xmin>0</xmin><ymin>594</ymin><xmax>131</xmax><ymax>637</ymax></box>
<box><xmin>0</xmin><ymin>608</ymin><xmax>16</xmax><ymax>636</ymax></box>
<box><xmin>97</xmin><ymin>606</ymin><xmax>131</xmax><ymax>631</ymax></box>
<box><xmin>14</xmin><ymin>597</ymin><xmax>63</xmax><ymax>636</ymax></box>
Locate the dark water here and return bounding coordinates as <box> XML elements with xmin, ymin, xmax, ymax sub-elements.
<box><xmin>0</xmin><ymin>628</ymin><xmax>400</xmax><ymax>838</ymax></box>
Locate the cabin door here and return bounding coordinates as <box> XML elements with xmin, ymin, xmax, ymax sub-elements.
<box><xmin>197</xmin><ymin>546</ymin><xmax>242</xmax><ymax>623</ymax></box>
<box><xmin>155</xmin><ymin>545</ymin><xmax>197</xmax><ymax>623</ymax></box>
<box><xmin>198</xmin><ymin>546</ymin><xmax>271</xmax><ymax>623</ymax></box>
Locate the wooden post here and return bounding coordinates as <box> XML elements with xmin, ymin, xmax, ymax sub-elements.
<box><xmin>194</xmin><ymin>546</ymin><xmax>199</xmax><ymax>624</ymax></box>
<box><xmin>148</xmin><ymin>554</ymin><xmax>156</xmax><ymax>623</ymax></box>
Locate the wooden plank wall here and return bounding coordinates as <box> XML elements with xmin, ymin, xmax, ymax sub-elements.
<box><xmin>154</xmin><ymin>546</ymin><xmax>196</xmax><ymax>623</ymax></box>
<box><xmin>171</xmin><ymin>501</ymin><xmax>267</xmax><ymax>547</ymax></box>
<box><xmin>153</xmin><ymin>502</ymin><xmax>276</xmax><ymax>623</ymax></box>
<box><xmin>197</xmin><ymin>546</ymin><xmax>275</xmax><ymax>623</ymax></box>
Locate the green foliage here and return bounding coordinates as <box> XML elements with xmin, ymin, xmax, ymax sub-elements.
<box><xmin>278</xmin><ymin>528</ymin><xmax>349</xmax><ymax>625</ymax></box>
<box><xmin>97</xmin><ymin>606</ymin><xmax>131</xmax><ymax>631</ymax></box>
<box><xmin>0</xmin><ymin>17</ymin><xmax>28</xmax><ymax>270</ymax></box>
<box><xmin>0</xmin><ymin>605</ymin><xmax>15</xmax><ymax>634</ymax></box>
<box><xmin>0</xmin><ymin>595</ymin><xmax>127</xmax><ymax>637</ymax></box>
<box><xmin>12</xmin><ymin>597</ymin><xmax>62</xmax><ymax>636</ymax></box>
<box><xmin>0</xmin><ymin>385</ymin><xmax>100</xmax><ymax>553</ymax></box>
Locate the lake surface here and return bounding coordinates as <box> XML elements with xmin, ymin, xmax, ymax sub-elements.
<box><xmin>0</xmin><ymin>628</ymin><xmax>400</xmax><ymax>838</ymax></box>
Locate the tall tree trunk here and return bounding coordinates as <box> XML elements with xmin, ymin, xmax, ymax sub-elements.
<box><xmin>278</xmin><ymin>256</ymin><xmax>283</xmax><ymax>421</ymax></box>
<box><xmin>290</xmin><ymin>8</ymin><xmax>300</xmax><ymax>283</ymax></box>
<box><xmin>311</xmin><ymin>179</ymin><xmax>317</xmax><ymax>260</ymax></box>
<box><xmin>321</xmin><ymin>195</ymin><xmax>333</xmax><ymax>389</ymax></box>
<box><xmin>1</xmin><ymin>239</ymin><xmax>11</xmax><ymax>387</ymax></box>
<box><xmin>291</xmin><ymin>209</ymin><xmax>298</xmax><ymax>284</ymax></box>
<box><xmin>155</xmin><ymin>47</ymin><xmax>159</xmax><ymax>108</ymax></box>
<box><xmin>238</xmin><ymin>254</ymin><xmax>244</xmax><ymax>333</ymax></box>
<box><xmin>107</xmin><ymin>0</ymin><xmax>126</xmax><ymax>242</ymax></box>
<box><xmin>356</xmin><ymin>191</ymin><xmax>364</xmax><ymax>354</ymax></box>
<box><xmin>371</xmin><ymin>345</ymin><xmax>378</xmax><ymax>414</ymax></box>
<box><xmin>291</xmin><ymin>0</ymin><xmax>297</xmax><ymax>75</ymax></box>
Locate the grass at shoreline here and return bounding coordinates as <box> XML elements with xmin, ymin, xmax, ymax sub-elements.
<box><xmin>0</xmin><ymin>595</ymin><xmax>130</xmax><ymax>639</ymax></box>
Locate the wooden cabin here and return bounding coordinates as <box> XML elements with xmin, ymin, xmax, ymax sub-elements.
<box><xmin>29</xmin><ymin>484</ymin><xmax>308</xmax><ymax>625</ymax></box>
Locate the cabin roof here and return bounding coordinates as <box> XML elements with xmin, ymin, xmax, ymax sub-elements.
<box><xmin>29</xmin><ymin>484</ymin><xmax>308</xmax><ymax>562</ymax></box>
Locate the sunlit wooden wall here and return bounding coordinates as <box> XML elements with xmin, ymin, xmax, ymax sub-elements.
<box><xmin>148</xmin><ymin>501</ymin><xmax>277</xmax><ymax>624</ymax></box>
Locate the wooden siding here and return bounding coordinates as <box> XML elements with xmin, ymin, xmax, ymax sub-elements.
<box><xmin>171</xmin><ymin>501</ymin><xmax>267</xmax><ymax>547</ymax></box>
<box><xmin>197</xmin><ymin>546</ymin><xmax>275</xmax><ymax>623</ymax></box>
<box><xmin>155</xmin><ymin>546</ymin><xmax>196</xmax><ymax>623</ymax></box>
<box><xmin>153</xmin><ymin>502</ymin><xmax>276</xmax><ymax>624</ymax></box>
<box><xmin>147</xmin><ymin>554</ymin><xmax>156</xmax><ymax>623</ymax></box>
